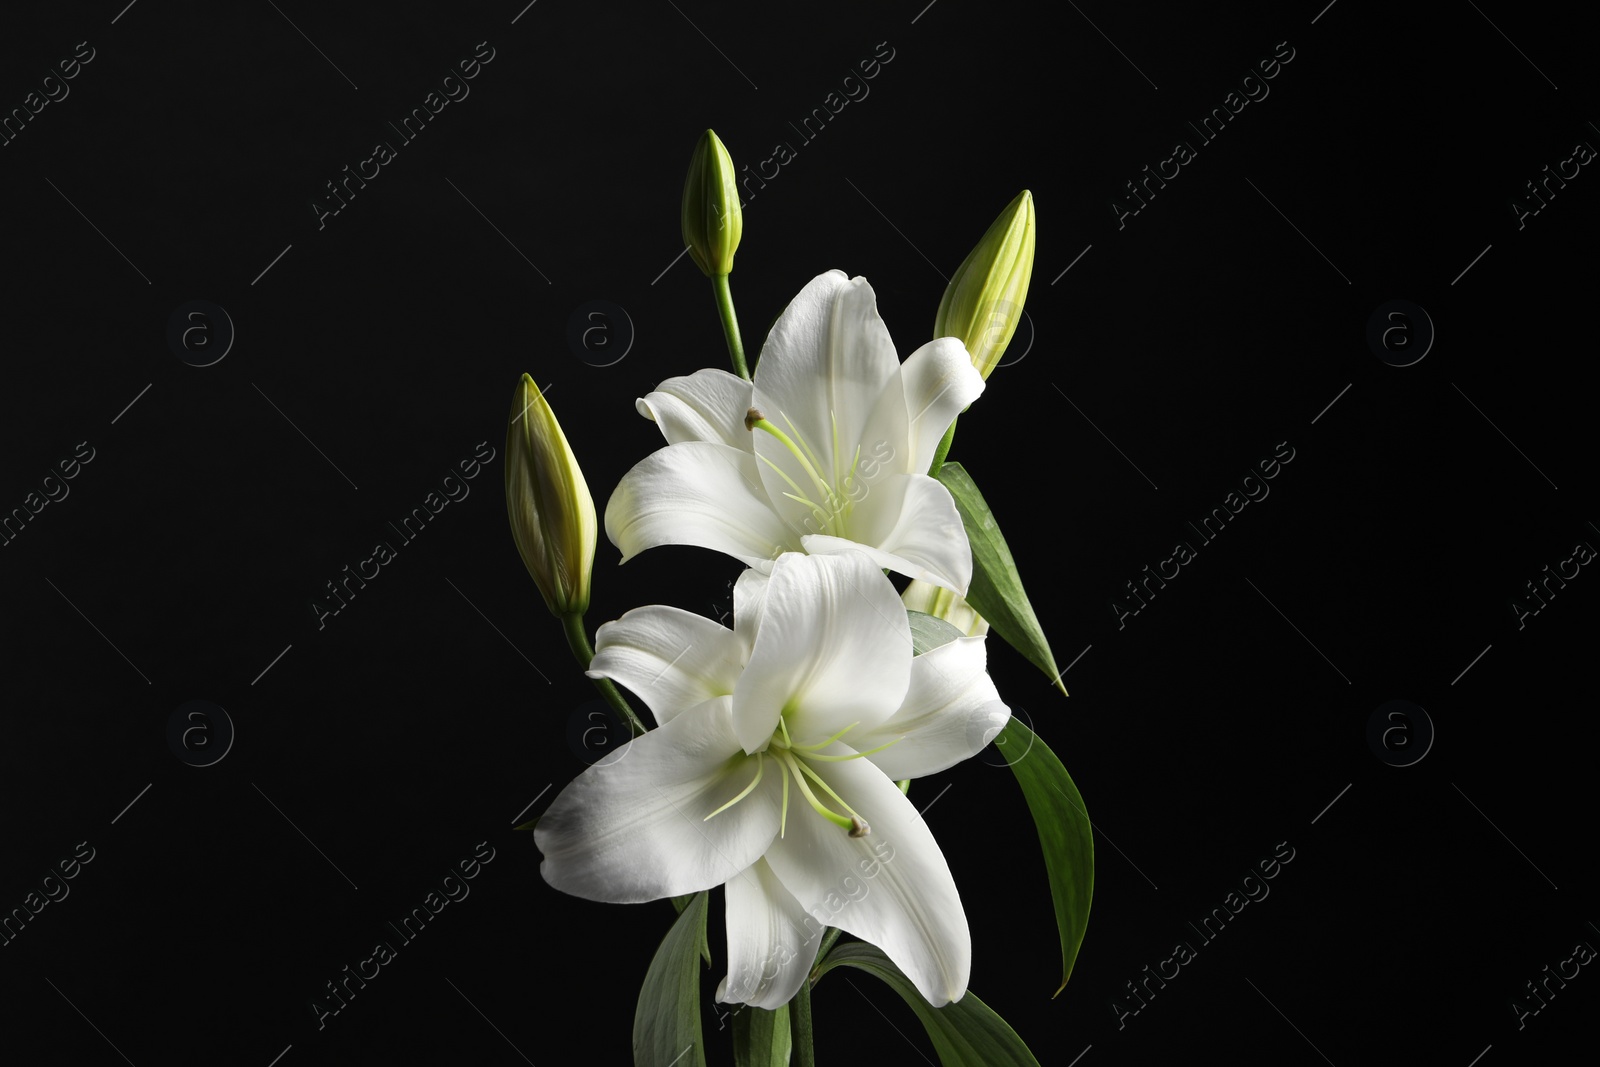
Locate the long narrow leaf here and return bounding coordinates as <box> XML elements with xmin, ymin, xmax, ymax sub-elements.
<box><xmin>1001</xmin><ymin>719</ymin><xmax>1093</xmax><ymax>995</ymax></box>
<box><xmin>669</xmin><ymin>894</ymin><xmax>712</xmax><ymax>965</ymax></box>
<box><xmin>935</xmin><ymin>462</ymin><xmax>1066</xmax><ymax>696</ymax></box>
<box><xmin>634</xmin><ymin>891</ymin><xmax>709</xmax><ymax>1067</ymax></box>
<box><xmin>813</xmin><ymin>942</ymin><xmax>1040</xmax><ymax>1066</ymax></box>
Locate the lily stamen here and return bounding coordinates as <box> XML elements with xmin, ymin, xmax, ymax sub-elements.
<box><xmin>777</xmin><ymin>750</ymin><xmax>855</xmax><ymax>832</ymax></box>
<box><xmin>755</xmin><ymin>452</ymin><xmax>823</xmax><ymax>515</ymax></box>
<box><xmin>793</xmin><ymin>755</ymin><xmax>867</xmax><ymax>825</ymax></box>
<box><xmin>801</xmin><ymin>734</ymin><xmax>905</xmax><ymax>761</ymax></box>
<box><xmin>788</xmin><ymin>720</ymin><xmax>862</xmax><ymax>752</ymax></box>
<box><xmin>704</xmin><ymin>753</ymin><xmax>765</xmax><ymax>821</ymax></box>
<box><xmin>748</xmin><ymin>415</ymin><xmax>838</xmax><ymax>523</ymax></box>
<box><xmin>779</xmin><ymin>756</ymin><xmax>790</xmax><ymax>837</ymax></box>
<box><xmin>779</xmin><ymin>412</ymin><xmax>836</xmax><ymax>505</ymax></box>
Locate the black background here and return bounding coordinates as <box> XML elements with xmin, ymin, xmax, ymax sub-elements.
<box><xmin>2</xmin><ymin>2</ymin><xmax>1596</xmax><ymax>1064</ymax></box>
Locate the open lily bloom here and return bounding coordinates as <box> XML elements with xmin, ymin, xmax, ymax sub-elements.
<box><xmin>533</xmin><ymin>552</ymin><xmax>1011</xmax><ymax>1008</ymax></box>
<box><xmin>605</xmin><ymin>270</ymin><xmax>986</xmax><ymax>594</ymax></box>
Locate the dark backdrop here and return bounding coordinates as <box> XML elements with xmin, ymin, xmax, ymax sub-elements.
<box><xmin>2</xmin><ymin>2</ymin><xmax>1595</xmax><ymax>1064</ymax></box>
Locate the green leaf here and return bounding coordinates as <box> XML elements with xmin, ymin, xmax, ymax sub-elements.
<box><xmin>934</xmin><ymin>462</ymin><xmax>1067</xmax><ymax>696</ymax></box>
<box><xmin>812</xmin><ymin>942</ymin><xmax>1040</xmax><ymax>1066</ymax></box>
<box><xmin>634</xmin><ymin>890</ymin><xmax>709</xmax><ymax>1067</ymax></box>
<box><xmin>669</xmin><ymin>894</ymin><xmax>712</xmax><ymax>966</ymax></box>
<box><xmin>907</xmin><ymin>609</ymin><xmax>967</xmax><ymax>655</ymax></box>
<box><xmin>1000</xmin><ymin>718</ymin><xmax>1093</xmax><ymax>995</ymax></box>
<box><xmin>731</xmin><ymin>1005</ymin><xmax>792</xmax><ymax>1066</ymax></box>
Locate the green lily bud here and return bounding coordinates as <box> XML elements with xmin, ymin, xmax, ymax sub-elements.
<box><xmin>902</xmin><ymin>578</ymin><xmax>990</xmax><ymax>638</ymax></box>
<box><xmin>934</xmin><ymin>189</ymin><xmax>1035</xmax><ymax>379</ymax></box>
<box><xmin>681</xmin><ymin>129</ymin><xmax>743</xmax><ymax>277</ymax></box>
<box><xmin>506</xmin><ymin>374</ymin><xmax>596</xmax><ymax>618</ymax></box>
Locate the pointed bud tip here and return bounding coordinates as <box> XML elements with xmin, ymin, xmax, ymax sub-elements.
<box><xmin>935</xmin><ymin>191</ymin><xmax>1038</xmax><ymax>379</ymax></box>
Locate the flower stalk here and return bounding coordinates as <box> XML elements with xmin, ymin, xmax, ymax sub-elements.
<box><xmin>560</xmin><ymin>612</ymin><xmax>646</xmax><ymax>738</ymax></box>
<box><xmin>789</xmin><ymin>978</ymin><xmax>816</xmax><ymax>1067</ymax></box>
<box><xmin>714</xmin><ymin>272</ymin><xmax>749</xmax><ymax>380</ymax></box>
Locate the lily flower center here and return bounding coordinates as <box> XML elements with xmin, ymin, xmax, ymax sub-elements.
<box><xmin>704</xmin><ymin>713</ymin><xmax>903</xmax><ymax>837</ymax></box>
<box><xmin>746</xmin><ymin>407</ymin><xmax>864</xmax><ymax>538</ymax></box>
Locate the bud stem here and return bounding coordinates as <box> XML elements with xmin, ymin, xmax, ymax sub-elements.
<box><xmin>712</xmin><ymin>273</ymin><xmax>750</xmax><ymax>380</ymax></box>
<box><xmin>560</xmin><ymin>612</ymin><xmax>647</xmax><ymax>737</ymax></box>
<box><xmin>927</xmin><ymin>418</ymin><xmax>958</xmax><ymax>476</ymax></box>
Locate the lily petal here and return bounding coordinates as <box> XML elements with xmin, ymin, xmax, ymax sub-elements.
<box><xmin>636</xmin><ymin>368</ymin><xmax>754</xmax><ymax>451</ymax></box>
<box><xmin>732</xmin><ymin>566</ymin><xmax>770</xmax><ymax>660</ymax></box>
<box><xmin>848</xmin><ymin>636</ymin><xmax>1011</xmax><ymax>780</ymax></box>
<box><xmin>717</xmin><ymin>857</ymin><xmax>820</xmax><ymax>1010</ymax></box>
<box><xmin>764</xmin><ymin>753</ymin><xmax>971</xmax><ymax>1006</ymax></box>
<box><xmin>535</xmin><ymin>696</ymin><xmax>782</xmax><ymax>903</ymax></box>
<box><xmin>897</xmin><ymin>338</ymin><xmax>985</xmax><ymax>474</ymax></box>
<box><xmin>733</xmin><ymin>554</ymin><xmax>910</xmax><ymax>753</ymax></box>
<box><xmin>753</xmin><ymin>273</ymin><xmax>899</xmax><ymax>512</ymax></box>
<box><xmin>802</xmin><ymin>473</ymin><xmax>971</xmax><ymax>595</ymax></box>
<box><xmin>606</xmin><ymin>442</ymin><xmax>801</xmax><ymax>569</ymax></box>
<box><xmin>589</xmin><ymin>607</ymin><xmax>745</xmax><ymax>726</ymax></box>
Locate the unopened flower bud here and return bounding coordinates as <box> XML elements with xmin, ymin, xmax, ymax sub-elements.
<box><xmin>506</xmin><ymin>374</ymin><xmax>596</xmax><ymax>617</ymax></box>
<box><xmin>903</xmin><ymin>578</ymin><xmax>989</xmax><ymax>637</ymax></box>
<box><xmin>934</xmin><ymin>189</ymin><xmax>1035</xmax><ymax>379</ymax></box>
<box><xmin>681</xmin><ymin>129</ymin><xmax>743</xmax><ymax>277</ymax></box>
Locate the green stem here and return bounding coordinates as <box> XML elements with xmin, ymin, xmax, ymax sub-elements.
<box><xmin>813</xmin><ymin>927</ymin><xmax>844</xmax><ymax>975</ymax></box>
<box><xmin>713</xmin><ymin>272</ymin><xmax>750</xmax><ymax>380</ymax></box>
<box><xmin>789</xmin><ymin>973</ymin><xmax>815</xmax><ymax>1067</ymax></box>
<box><xmin>928</xmin><ymin>418</ymin><xmax>958</xmax><ymax>476</ymax></box>
<box><xmin>561</xmin><ymin>613</ymin><xmax>646</xmax><ymax>737</ymax></box>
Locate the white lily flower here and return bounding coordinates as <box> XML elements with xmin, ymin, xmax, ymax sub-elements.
<box><xmin>605</xmin><ymin>269</ymin><xmax>986</xmax><ymax>594</ymax></box>
<box><xmin>533</xmin><ymin>552</ymin><xmax>1011</xmax><ymax>1008</ymax></box>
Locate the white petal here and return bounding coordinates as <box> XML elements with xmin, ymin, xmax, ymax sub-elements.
<box><xmin>606</xmin><ymin>442</ymin><xmax>801</xmax><ymax>569</ymax></box>
<box><xmin>716</xmin><ymin>858</ymin><xmax>822</xmax><ymax>1009</ymax></box>
<box><xmin>752</xmin><ymin>273</ymin><xmax>899</xmax><ymax>511</ymax></box>
<box><xmin>636</xmin><ymin>368</ymin><xmax>754</xmax><ymax>451</ymax></box>
<box><xmin>588</xmin><ymin>607</ymin><xmax>745</xmax><ymax>726</ymax></box>
<box><xmin>898</xmin><ymin>338</ymin><xmax>985</xmax><ymax>473</ymax></box>
<box><xmin>763</xmin><ymin>754</ymin><xmax>970</xmax><ymax>1006</ymax></box>
<box><xmin>848</xmin><ymin>637</ymin><xmax>1011</xmax><ymax>780</ymax></box>
<box><xmin>803</xmin><ymin>473</ymin><xmax>971</xmax><ymax>594</ymax></box>
<box><xmin>535</xmin><ymin>696</ymin><xmax>782</xmax><ymax>902</ymax></box>
<box><xmin>733</xmin><ymin>566</ymin><xmax>771</xmax><ymax>660</ymax></box>
<box><xmin>733</xmin><ymin>553</ymin><xmax>911</xmax><ymax>754</ymax></box>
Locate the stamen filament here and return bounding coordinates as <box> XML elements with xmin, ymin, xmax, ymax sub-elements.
<box><xmin>756</xmin><ymin>451</ymin><xmax>820</xmax><ymax>513</ymax></box>
<box><xmin>803</xmin><ymin>735</ymin><xmax>905</xmax><ymax>761</ymax></box>
<box><xmin>704</xmin><ymin>754</ymin><xmax>765</xmax><ymax>821</ymax></box>
<box><xmin>793</xmin><ymin>756</ymin><xmax>866</xmax><ymax>823</ymax></box>
<box><xmin>779</xmin><ymin>757</ymin><xmax>790</xmax><ymax>837</ymax></box>
<box><xmin>789</xmin><ymin>721</ymin><xmax>862</xmax><ymax>752</ymax></box>
<box><xmin>779</xmin><ymin>750</ymin><xmax>854</xmax><ymax>831</ymax></box>
<box><xmin>831</xmin><ymin>411</ymin><xmax>842</xmax><ymax>497</ymax></box>
<box><xmin>751</xmin><ymin>417</ymin><xmax>835</xmax><ymax>516</ymax></box>
<box><xmin>781</xmin><ymin>412</ymin><xmax>836</xmax><ymax>507</ymax></box>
